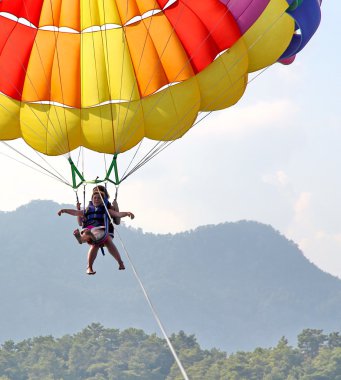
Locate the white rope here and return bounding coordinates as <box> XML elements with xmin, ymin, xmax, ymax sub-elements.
<box><xmin>96</xmin><ymin>190</ymin><xmax>189</xmax><ymax>380</ymax></box>
<box><xmin>115</xmin><ymin>228</ymin><xmax>189</xmax><ymax>380</ymax></box>
<box><xmin>0</xmin><ymin>141</ymin><xmax>71</xmax><ymax>186</ymax></box>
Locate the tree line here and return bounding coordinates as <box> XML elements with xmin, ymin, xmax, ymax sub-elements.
<box><xmin>1</xmin><ymin>324</ymin><xmax>341</xmax><ymax>379</ymax></box>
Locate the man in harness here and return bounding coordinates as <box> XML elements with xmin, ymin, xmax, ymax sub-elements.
<box><xmin>58</xmin><ymin>187</ymin><xmax>135</xmax><ymax>275</ymax></box>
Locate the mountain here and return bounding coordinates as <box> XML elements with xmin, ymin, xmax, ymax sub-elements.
<box><xmin>0</xmin><ymin>200</ymin><xmax>340</xmax><ymax>352</ymax></box>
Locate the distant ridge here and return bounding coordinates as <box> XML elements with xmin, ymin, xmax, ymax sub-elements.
<box><xmin>0</xmin><ymin>200</ymin><xmax>340</xmax><ymax>352</ymax></box>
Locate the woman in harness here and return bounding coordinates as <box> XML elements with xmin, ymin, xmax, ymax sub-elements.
<box><xmin>58</xmin><ymin>189</ymin><xmax>134</xmax><ymax>275</ymax></box>
<box><xmin>75</xmin><ymin>185</ymin><xmax>120</xmax><ymax>239</ymax></box>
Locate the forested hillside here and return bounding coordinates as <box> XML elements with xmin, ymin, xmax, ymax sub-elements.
<box><xmin>1</xmin><ymin>324</ymin><xmax>341</xmax><ymax>380</ymax></box>
<box><xmin>0</xmin><ymin>201</ymin><xmax>341</xmax><ymax>352</ymax></box>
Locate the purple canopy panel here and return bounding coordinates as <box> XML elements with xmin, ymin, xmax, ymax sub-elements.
<box><xmin>219</xmin><ymin>0</ymin><xmax>271</xmax><ymax>33</ymax></box>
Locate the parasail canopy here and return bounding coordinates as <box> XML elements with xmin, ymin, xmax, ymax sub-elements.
<box><xmin>0</xmin><ymin>0</ymin><xmax>321</xmax><ymax>160</ymax></box>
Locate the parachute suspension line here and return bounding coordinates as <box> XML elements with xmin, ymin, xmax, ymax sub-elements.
<box><xmin>100</xmin><ymin>0</ymin><xmax>128</xmax><ymax>151</ymax></box>
<box><xmin>84</xmin><ymin>0</ymin><xmax>184</xmax><ymax>180</ymax></box>
<box><xmin>112</xmin><ymin>0</ymin><xmax>188</xmax><ymax>176</ymax></box>
<box><xmin>74</xmin><ymin>188</ymin><xmax>80</xmax><ymax>207</ymax></box>
<box><xmin>115</xmin><ymin>0</ymin><xmax>187</xmax><ymax>155</ymax></box>
<box><xmin>121</xmin><ymin>4</ymin><xmax>289</xmax><ymax>180</ymax></box>
<box><xmin>115</xmin><ymin>228</ymin><xmax>189</xmax><ymax>380</ymax></box>
<box><xmin>114</xmin><ymin>0</ymin><xmax>161</xmax><ymax>155</ymax></box>
<box><xmin>120</xmin><ymin>140</ymin><xmax>144</xmax><ymax>181</ymax></box>
<box><xmin>115</xmin><ymin>0</ymin><xmax>243</xmax><ymax>155</ymax></box>
<box><xmin>87</xmin><ymin>0</ymin><xmax>144</xmax><ymax>163</ymax></box>
<box><xmin>113</xmin><ymin>0</ymin><xmax>233</xmax><ymax>163</ymax></box>
<box><xmin>83</xmin><ymin>184</ymin><xmax>86</xmax><ymax>213</ymax></box>
<box><xmin>74</xmin><ymin>146</ymin><xmax>82</xmax><ymax>171</ymax></box>
<box><xmin>0</xmin><ymin>146</ymin><xmax>70</xmax><ymax>185</ymax></box>
<box><xmin>119</xmin><ymin>9</ymin><xmax>289</xmax><ymax>181</ymax></box>
<box><xmin>87</xmin><ymin>0</ymin><xmax>114</xmax><ymax>154</ymax></box>
<box><xmin>117</xmin><ymin>0</ymin><xmax>183</xmax><ymax>156</ymax></box>
<box><xmin>121</xmin><ymin>66</ymin><xmax>273</xmax><ymax>181</ymax></box>
<box><xmin>94</xmin><ymin>192</ymin><xmax>188</xmax><ymax>380</ymax></box>
<box><xmin>0</xmin><ymin>153</ymin><xmax>49</xmax><ymax>183</ymax></box>
<box><xmin>72</xmin><ymin>146</ymin><xmax>86</xmax><ymax>212</ymax></box>
<box><xmin>0</xmin><ymin>6</ymin><xmax>71</xmax><ymax>158</ymax></box>
<box><xmin>21</xmin><ymin>1</ymin><xmax>68</xmax><ymax>153</ymax></box>
<box><xmin>103</xmin><ymin>153</ymin><xmax>108</xmax><ymax>179</ymax></box>
<box><xmin>0</xmin><ymin>98</ymin><xmax>67</xmax><ymax>157</ymax></box>
<box><xmin>192</xmin><ymin>66</ymin><xmax>271</xmax><ymax>129</ymax></box>
<box><xmin>87</xmin><ymin>0</ymin><xmax>177</xmax><ymax>161</ymax></box>
<box><xmin>78</xmin><ymin>147</ymin><xmax>86</xmax><ymax>187</ymax></box>
<box><xmin>0</xmin><ymin>83</ymin><xmax>68</xmax><ymax>158</ymax></box>
<box><xmin>78</xmin><ymin>8</ymin><xmax>88</xmax><ymax>176</ymax></box>
<box><xmin>31</xmin><ymin>149</ymin><xmax>70</xmax><ymax>185</ymax></box>
<box><xmin>0</xmin><ymin>141</ymin><xmax>71</xmax><ymax>187</ymax></box>
<box><xmin>0</xmin><ymin>51</ymin><xmax>72</xmax><ymax>176</ymax></box>
<box><xmin>47</xmin><ymin>0</ymin><xmax>72</xmax><ymax>155</ymax></box>
<box><xmin>72</xmin><ymin>182</ymin><xmax>86</xmax><ymax>212</ymax></box>
<box><xmin>4</xmin><ymin>6</ymin><xmax>70</xmax><ymax>156</ymax></box>
<box><xmin>114</xmin><ymin>185</ymin><xmax>119</xmax><ymax>202</ymax></box>
<box><xmin>0</xmin><ymin>16</ymin><xmax>75</xmax><ymax>188</ymax></box>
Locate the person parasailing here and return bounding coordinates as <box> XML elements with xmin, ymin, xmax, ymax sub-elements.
<box><xmin>58</xmin><ymin>188</ymin><xmax>134</xmax><ymax>275</ymax></box>
<box><xmin>74</xmin><ymin>185</ymin><xmax>119</xmax><ymax>240</ymax></box>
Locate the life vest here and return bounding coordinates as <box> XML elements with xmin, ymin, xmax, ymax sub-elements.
<box><xmin>82</xmin><ymin>198</ymin><xmax>119</xmax><ymax>233</ymax></box>
<box><xmin>81</xmin><ymin>199</ymin><xmax>118</xmax><ymax>252</ymax></box>
<box><xmin>82</xmin><ymin>202</ymin><xmax>110</xmax><ymax>250</ymax></box>
<box><xmin>83</xmin><ymin>202</ymin><xmax>108</xmax><ymax>228</ymax></box>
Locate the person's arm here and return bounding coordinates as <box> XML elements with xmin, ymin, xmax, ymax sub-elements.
<box><xmin>57</xmin><ymin>209</ymin><xmax>83</xmax><ymax>217</ymax></box>
<box><xmin>108</xmin><ymin>209</ymin><xmax>134</xmax><ymax>219</ymax></box>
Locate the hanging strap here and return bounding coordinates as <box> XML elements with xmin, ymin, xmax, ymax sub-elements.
<box><xmin>68</xmin><ymin>155</ymin><xmax>121</xmax><ymax>189</ymax></box>
<box><xmin>114</xmin><ymin>186</ymin><xmax>119</xmax><ymax>202</ymax></box>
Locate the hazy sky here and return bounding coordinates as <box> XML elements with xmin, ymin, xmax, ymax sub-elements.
<box><xmin>1</xmin><ymin>3</ymin><xmax>340</xmax><ymax>278</ymax></box>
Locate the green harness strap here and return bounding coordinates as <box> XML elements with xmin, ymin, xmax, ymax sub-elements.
<box><xmin>68</xmin><ymin>154</ymin><xmax>121</xmax><ymax>189</ymax></box>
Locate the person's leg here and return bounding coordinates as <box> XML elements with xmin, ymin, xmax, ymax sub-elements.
<box><xmin>105</xmin><ymin>237</ymin><xmax>125</xmax><ymax>270</ymax></box>
<box><xmin>79</xmin><ymin>229</ymin><xmax>96</xmax><ymax>244</ymax></box>
<box><xmin>87</xmin><ymin>245</ymin><xmax>99</xmax><ymax>274</ymax></box>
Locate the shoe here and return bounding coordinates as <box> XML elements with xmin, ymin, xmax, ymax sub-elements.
<box><xmin>118</xmin><ymin>261</ymin><xmax>125</xmax><ymax>270</ymax></box>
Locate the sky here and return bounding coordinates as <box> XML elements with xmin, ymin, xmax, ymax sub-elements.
<box><xmin>1</xmin><ymin>2</ymin><xmax>340</xmax><ymax>278</ymax></box>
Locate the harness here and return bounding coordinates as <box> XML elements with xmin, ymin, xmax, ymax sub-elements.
<box><xmin>82</xmin><ymin>201</ymin><xmax>111</xmax><ymax>250</ymax></box>
<box><xmin>83</xmin><ymin>203</ymin><xmax>107</xmax><ymax>228</ymax></box>
<box><xmin>75</xmin><ymin>188</ymin><xmax>121</xmax><ymax>254</ymax></box>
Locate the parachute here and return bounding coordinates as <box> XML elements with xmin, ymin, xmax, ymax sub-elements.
<box><xmin>0</xmin><ymin>0</ymin><xmax>322</xmax><ymax>186</ymax></box>
<box><xmin>0</xmin><ymin>3</ymin><xmax>323</xmax><ymax>377</ymax></box>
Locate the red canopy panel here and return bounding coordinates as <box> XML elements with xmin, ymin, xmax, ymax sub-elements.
<box><xmin>157</xmin><ymin>0</ymin><xmax>241</xmax><ymax>73</ymax></box>
<box><xmin>0</xmin><ymin>16</ymin><xmax>37</xmax><ymax>100</ymax></box>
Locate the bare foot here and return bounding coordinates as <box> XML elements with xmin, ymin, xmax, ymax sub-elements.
<box><xmin>73</xmin><ymin>229</ymin><xmax>82</xmax><ymax>244</ymax></box>
<box><xmin>86</xmin><ymin>267</ymin><xmax>96</xmax><ymax>275</ymax></box>
<box><xmin>118</xmin><ymin>261</ymin><xmax>125</xmax><ymax>270</ymax></box>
